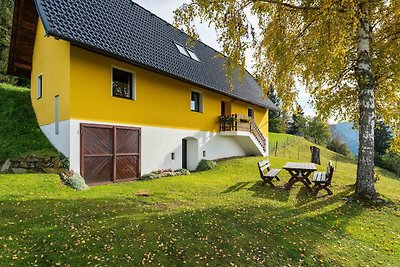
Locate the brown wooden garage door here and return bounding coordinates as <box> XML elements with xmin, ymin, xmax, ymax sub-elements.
<box><xmin>80</xmin><ymin>124</ymin><xmax>141</xmax><ymax>184</ymax></box>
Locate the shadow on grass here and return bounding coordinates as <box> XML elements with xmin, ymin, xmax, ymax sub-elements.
<box><xmin>0</xmin><ymin>191</ymin><xmax>373</xmax><ymax>266</ymax></box>
<box><xmin>222</xmin><ymin>181</ymin><xmax>253</xmax><ymax>193</ymax></box>
<box><xmin>246</xmin><ymin>181</ymin><xmax>291</xmax><ymax>202</ymax></box>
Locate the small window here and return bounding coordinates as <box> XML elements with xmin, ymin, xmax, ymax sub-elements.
<box><xmin>112</xmin><ymin>68</ymin><xmax>134</xmax><ymax>100</ymax></box>
<box><xmin>187</xmin><ymin>50</ymin><xmax>200</xmax><ymax>62</ymax></box>
<box><xmin>37</xmin><ymin>75</ymin><xmax>43</xmax><ymax>99</ymax></box>
<box><xmin>248</xmin><ymin>108</ymin><xmax>254</xmax><ymax>119</ymax></box>
<box><xmin>55</xmin><ymin>95</ymin><xmax>59</xmax><ymax>135</ymax></box>
<box><xmin>175</xmin><ymin>43</ymin><xmax>189</xmax><ymax>57</ymax></box>
<box><xmin>191</xmin><ymin>91</ymin><xmax>202</xmax><ymax>112</ymax></box>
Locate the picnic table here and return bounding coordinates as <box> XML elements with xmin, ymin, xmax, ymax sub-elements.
<box><xmin>283</xmin><ymin>162</ymin><xmax>317</xmax><ymax>193</ymax></box>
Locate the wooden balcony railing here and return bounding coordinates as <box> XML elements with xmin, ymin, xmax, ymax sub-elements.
<box><xmin>219</xmin><ymin>114</ymin><xmax>266</xmax><ymax>151</ymax></box>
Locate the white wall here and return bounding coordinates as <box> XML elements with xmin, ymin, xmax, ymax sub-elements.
<box><xmin>40</xmin><ymin>120</ymin><xmax>70</xmax><ymax>157</ymax></box>
<box><xmin>43</xmin><ymin>119</ymin><xmax>268</xmax><ymax>176</ymax></box>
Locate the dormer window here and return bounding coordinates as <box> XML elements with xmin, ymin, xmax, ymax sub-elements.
<box><xmin>175</xmin><ymin>43</ymin><xmax>200</xmax><ymax>62</ymax></box>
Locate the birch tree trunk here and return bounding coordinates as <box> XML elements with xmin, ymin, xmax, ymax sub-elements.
<box><xmin>355</xmin><ymin>3</ymin><xmax>377</xmax><ymax>199</ymax></box>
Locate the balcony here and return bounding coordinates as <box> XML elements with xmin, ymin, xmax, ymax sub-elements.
<box><xmin>218</xmin><ymin>114</ymin><xmax>267</xmax><ymax>155</ymax></box>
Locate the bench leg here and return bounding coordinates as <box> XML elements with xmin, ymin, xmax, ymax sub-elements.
<box><xmin>325</xmin><ymin>187</ymin><xmax>333</xmax><ymax>195</ymax></box>
<box><xmin>313</xmin><ymin>184</ymin><xmax>333</xmax><ymax>196</ymax></box>
<box><xmin>262</xmin><ymin>179</ymin><xmax>275</xmax><ymax>189</ymax></box>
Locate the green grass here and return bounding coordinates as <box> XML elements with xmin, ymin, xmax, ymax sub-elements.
<box><xmin>0</xmin><ymin>83</ymin><xmax>61</xmax><ymax>163</ymax></box>
<box><xmin>269</xmin><ymin>132</ymin><xmax>299</xmax><ymax>147</ymax></box>
<box><xmin>0</xmin><ymin>135</ymin><xmax>399</xmax><ymax>266</ymax></box>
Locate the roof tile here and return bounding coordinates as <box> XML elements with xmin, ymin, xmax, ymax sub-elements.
<box><xmin>36</xmin><ymin>0</ymin><xmax>278</xmax><ymax>110</ymax></box>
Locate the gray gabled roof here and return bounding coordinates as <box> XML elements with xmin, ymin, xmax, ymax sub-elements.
<box><xmin>34</xmin><ymin>0</ymin><xmax>278</xmax><ymax>110</ymax></box>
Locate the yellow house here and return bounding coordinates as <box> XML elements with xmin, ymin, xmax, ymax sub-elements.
<box><xmin>8</xmin><ymin>0</ymin><xmax>278</xmax><ymax>184</ymax></box>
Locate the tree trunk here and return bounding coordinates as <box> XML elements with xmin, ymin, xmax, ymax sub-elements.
<box><xmin>355</xmin><ymin>3</ymin><xmax>377</xmax><ymax>199</ymax></box>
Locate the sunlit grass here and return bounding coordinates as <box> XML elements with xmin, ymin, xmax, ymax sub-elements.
<box><xmin>0</xmin><ymin>135</ymin><xmax>399</xmax><ymax>266</ymax></box>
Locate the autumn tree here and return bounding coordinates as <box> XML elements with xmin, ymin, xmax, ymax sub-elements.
<box><xmin>175</xmin><ymin>0</ymin><xmax>400</xmax><ymax>200</ymax></box>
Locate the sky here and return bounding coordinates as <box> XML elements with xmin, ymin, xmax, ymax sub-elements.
<box><xmin>134</xmin><ymin>0</ymin><xmax>316</xmax><ymax>117</ymax></box>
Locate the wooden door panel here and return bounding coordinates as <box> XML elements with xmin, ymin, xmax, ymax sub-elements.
<box><xmin>81</xmin><ymin>124</ymin><xmax>141</xmax><ymax>184</ymax></box>
<box><xmin>116</xmin><ymin>128</ymin><xmax>139</xmax><ymax>154</ymax></box>
<box><xmin>83</xmin><ymin>156</ymin><xmax>113</xmax><ymax>184</ymax></box>
<box><xmin>83</xmin><ymin>127</ymin><xmax>113</xmax><ymax>155</ymax></box>
<box><xmin>116</xmin><ymin>155</ymin><xmax>139</xmax><ymax>180</ymax></box>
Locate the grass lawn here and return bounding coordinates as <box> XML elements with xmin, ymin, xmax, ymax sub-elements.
<box><xmin>1</xmin><ymin>136</ymin><xmax>399</xmax><ymax>266</ymax></box>
<box><xmin>0</xmin><ymin>83</ymin><xmax>61</xmax><ymax>163</ymax></box>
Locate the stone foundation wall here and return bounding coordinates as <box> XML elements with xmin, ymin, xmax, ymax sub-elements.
<box><xmin>1</xmin><ymin>156</ymin><xmax>69</xmax><ymax>174</ymax></box>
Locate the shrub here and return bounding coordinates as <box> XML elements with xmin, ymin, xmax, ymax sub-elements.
<box><xmin>196</xmin><ymin>159</ymin><xmax>217</xmax><ymax>172</ymax></box>
<box><xmin>380</xmin><ymin>152</ymin><xmax>400</xmax><ymax>176</ymax></box>
<box><xmin>61</xmin><ymin>170</ymin><xmax>89</xmax><ymax>191</ymax></box>
<box><xmin>140</xmin><ymin>169</ymin><xmax>190</xmax><ymax>180</ymax></box>
<box><xmin>327</xmin><ymin>137</ymin><xmax>351</xmax><ymax>156</ymax></box>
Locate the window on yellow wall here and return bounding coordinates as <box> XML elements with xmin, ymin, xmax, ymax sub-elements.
<box><xmin>55</xmin><ymin>95</ymin><xmax>59</xmax><ymax>135</ymax></box>
<box><xmin>37</xmin><ymin>75</ymin><xmax>43</xmax><ymax>99</ymax></box>
<box><xmin>248</xmin><ymin>108</ymin><xmax>254</xmax><ymax>119</ymax></box>
<box><xmin>112</xmin><ymin>68</ymin><xmax>135</xmax><ymax>100</ymax></box>
<box><xmin>191</xmin><ymin>91</ymin><xmax>203</xmax><ymax>112</ymax></box>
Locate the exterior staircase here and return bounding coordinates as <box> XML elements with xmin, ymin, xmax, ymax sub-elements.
<box><xmin>219</xmin><ymin>114</ymin><xmax>267</xmax><ymax>156</ymax></box>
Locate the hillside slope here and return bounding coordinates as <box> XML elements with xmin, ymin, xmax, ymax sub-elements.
<box><xmin>0</xmin><ymin>83</ymin><xmax>61</xmax><ymax>163</ymax></box>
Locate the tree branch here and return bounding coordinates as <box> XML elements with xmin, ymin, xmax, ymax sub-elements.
<box><xmin>251</xmin><ymin>0</ymin><xmax>320</xmax><ymax>11</ymax></box>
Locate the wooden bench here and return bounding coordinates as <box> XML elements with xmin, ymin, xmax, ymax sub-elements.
<box><xmin>312</xmin><ymin>160</ymin><xmax>334</xmax><ymax>195</ymax></box>
<box><xmin>257</xmin><ymin>160</ymin><xmax>281</xmax><ymax>188</ymax></box>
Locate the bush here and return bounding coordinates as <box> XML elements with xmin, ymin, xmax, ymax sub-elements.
<box><xmin>140</xmin><ymin>168</ymin><xmax>190</xmax><ymax>180</ymax></box>
<box><xmin>196</xmin><ymin>159</ymin><xmax>217</xmax><ymax>172</ymax></box>
<box><xmin>380</xmin><ymin>152</ymin><xmax>400</xmax><ymax>176</ymax></box>
<box><xmin>61</xmin><ymin>170</ymin><xmax>89</xmax><ymax>191</ymax></box>
<box><xmin>327</xmin><ymin>137</ymin><xmax>351</xmax><ymax>156</ymax></box>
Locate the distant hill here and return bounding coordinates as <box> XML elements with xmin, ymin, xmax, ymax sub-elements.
<box><xmin>330</xmin><ymin>122</ymin><xmax>359</xmax><ymax>156</ymax></box>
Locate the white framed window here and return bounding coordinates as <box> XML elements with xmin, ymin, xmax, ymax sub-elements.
<box><xmin>37</xmin><ymin>74</ymin><xmax>43</xmax><ymax>99</ymax></box>
<box><xmin>175</xmin><ymin>43</ymin><xmax>200</xmax><ymax>62</ymax></box>
<box><xmin>175</xmin><ymin>43</ymin><xmax>189</xmax><ymax>57</ymax></box>
<box><xmin>187</xmin><ymin>49</ymin><xmax>200</xmax><ymax>62</ymax></box>
<box><xmin>248</xmin><ymin>107</ymin><xmax>254</xmax><ymax>119</ymax></box>
<box><xmin>55</xmin><ymin>95</ymin><xmax>59</xmax><ymax>135</ymax></box>
<box><xmin>112</xmin><ymin>67</ymin><xmax>136</xmax><ymax>100</ymax></box>
<box><xmin>191</xmin><ymin>91</ymin><xmax>203</xmax><ymax>113</ymax></box>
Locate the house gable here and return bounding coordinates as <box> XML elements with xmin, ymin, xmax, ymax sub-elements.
<box><xmin>8</xmin><ymin>0</ymin><xmax>278</xmax><ymax>111</ymax></box>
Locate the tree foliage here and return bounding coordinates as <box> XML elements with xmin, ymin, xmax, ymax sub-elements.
<box><xmin>175</xmin><ymin>0</ymin><xmax>400</xmax><ymax>199</ymax></box>
<box><xmin>268</xmin><ymin>87</ymin><xmax>287</xmax><ymax>133</ymax></box>
<box><xmin>0</xmin><ymin>0</ymin><xmax>16</xmax><ymax>84</ymax></box>
<box><xmin>327</xmin><ymin>136</ymin><xmax>352</xmax><ymax>157</ymax></box>
<box><xmin>304</xmin><ymin>116</ymin><xmax>331</xmax><ymax>145</ymax></box>
<box><xmin>374</xmin><ymin>120</ymin><xmax>392</xmax><ymax>156</ymax></box>
<box><xmin>286</xmin><ymin>104</ymin><xmax>306</xmax><ymax>136</ymax></box>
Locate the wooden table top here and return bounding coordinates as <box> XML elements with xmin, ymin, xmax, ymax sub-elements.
<box><xmin>283</xmin><ymin>162</ymin><xmax>317</xmax><ymax>171</ymax></box>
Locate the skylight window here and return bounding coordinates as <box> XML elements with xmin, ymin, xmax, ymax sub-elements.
<box><xmin>175</xmin><ymin>43</ymin><xmax>200</xmax><ymax>62</ymax></box>
<box><xmin>175</xmin><ymin>43</ymin><xmax>189</xmax><ymax>57</ymax></box>
<box><xmin>187</xmin><ymin>50</ymin><xmax>200</xmax><ymax>61</ymax></box>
